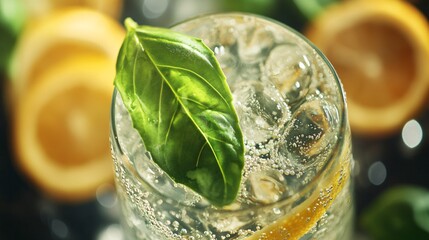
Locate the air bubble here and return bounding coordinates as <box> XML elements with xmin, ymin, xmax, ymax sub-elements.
<box><xmin>273</xmin><ymin>208</ymin><xmax>282</xmax><ymax>215</ymax></box>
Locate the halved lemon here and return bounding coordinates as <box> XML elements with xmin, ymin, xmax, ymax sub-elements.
<box><xmin>14</xmin><ymin>54</ymin><xmax>115</xmax><ymax>202</ymax></box>
<box><xmin>305</xmin><ymin>0</ymin><xmax>429</xmax><ymax>136</ymax></box>
<box><xmin>22</xmin><ymin>0</ymin><xmax>123</xmax><ymax>20</ymax></box>
<box><xmin>9</xmin><ymin>7</ymin><xmax>124</xmax><ymax>101</ymax></box>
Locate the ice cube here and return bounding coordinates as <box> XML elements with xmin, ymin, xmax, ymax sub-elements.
<box><xmin>243</xmin><ymin>169</ymin><xmax>286</xmax><ymax>205</ymax></box>
<box><xmin>233</xmin><ymin>80</ymin><xmax>290</xmax><ymax>144</ymax></box>
<box><xmin>280</xmin><ymin>98</ymin><xmax>339</xmax><ymax>168</ymax></box>
<box><xmin>237</xmin><ymin>24</ymin><xmax>275</xmax><ymax>64</ymax></box>
<box><xmin>264</xmin><ymin>44</ymin><xmax>312</xmax><ymax>105</ymax></box>
<box><xmin>237</xmin><ymin>62</ymin><xmax>263</xmax><ymax>83</ymax></box>
<box><xmin>173</xmin><ymin>16</ymin><xmax>239</xmax><ymax>49</ymax></box>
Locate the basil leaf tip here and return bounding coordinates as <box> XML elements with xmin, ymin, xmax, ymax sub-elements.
<box><xmin>114</xmin><ymin>18</ymin><xmax>244</xmax><ymax>206</ymax></box>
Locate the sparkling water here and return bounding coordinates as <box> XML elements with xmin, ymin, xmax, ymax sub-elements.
<box><xmin>111</xmin><ymin>13</ymin><xmax>353</xmax><ymax>240</ymax></box>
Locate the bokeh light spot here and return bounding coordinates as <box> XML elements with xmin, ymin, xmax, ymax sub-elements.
<box><xmin>96</xmin><ymin>184</ymin><xmax>117</xmax><ymax>208</ymax></box>
<box><xmin>97</xmin><ymin>224</ymin><xmax>124</xmax><ymax>240</ymax></box>
<box><xmin>142</xmin><ymin>0</ymin><xmax>169</xmax><ymax>19</ymax></box>
<box><xmin>51</xmin><ymin>219</ymin><xmax>68</xmax><ymax>238</ymax></box>
<box><xmin>401</xmin><ymin>119</ymin><xmax>423</xmax><ymax>149</ymax></box>
<box><xmin>368</xmin><ymin>161</ymin><xmax>387</xmax><ymax>186</ymax></box>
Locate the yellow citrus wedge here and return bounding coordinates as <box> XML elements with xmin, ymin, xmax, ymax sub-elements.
<box><xmin>247</xmin><ymin>156</ymin><xmax>351</xmax><ymax>240</ymax></box>
<box><xmin>9</xmin><ymin>7</ymin><xmax>124</xmax><ymax>101</ymax></box>
<box><xmin>14</xmin><ymin>54</ymin><xmax>115</xmax><ymax>202</ymax></box>
<box><xmin>22</xmin><ymin>0</ymin><xmax>123</xmax><ymax>20</ymax></box>
<box><xmin>305</xmin><ymin>0</ymin><xmax>429</xmax><ymax>136</ymax></box>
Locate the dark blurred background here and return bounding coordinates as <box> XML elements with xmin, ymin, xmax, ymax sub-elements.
<box><xmin>1</xmin><ymin>0</ymin><xmax>429</xmax><ymax>239</ymax></box>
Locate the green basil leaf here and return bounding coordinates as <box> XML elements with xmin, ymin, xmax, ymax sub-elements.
<box><xmin>0</xmin><ymin>0</ymin><xmax>25</xmax><ymax>73</ymax></box>
<box><xmin>114</xmin><ymin>18</ymin><xmax>244</xmax><ymax>206</ymax></box>
<box><xmin>360</xmin><ymin>185</ymin><xmax>429</xmax><ymax>240</ymax></box>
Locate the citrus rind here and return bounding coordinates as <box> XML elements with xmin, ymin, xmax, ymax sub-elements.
<box><xmin>14</xmin><ymin>55</ymin><xmax>115</xmax><ymax>202</ymax></box>
<box><xmin>10</xmin><ymin>7</ymin><xmax>124</xmax><ymax>100</ymax></box>
<box><xmin>306</xmin><ymin>0</ymin><xmax>429</xmax><ymax>135</ymax></box>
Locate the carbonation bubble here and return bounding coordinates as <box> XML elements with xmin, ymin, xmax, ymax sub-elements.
<box><xmin>264</xmin><ymin>44</ymin><xmax>312</xmax><ymax>105</ymax></box>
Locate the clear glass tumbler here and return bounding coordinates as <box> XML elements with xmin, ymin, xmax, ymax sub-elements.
<box><xmin>110</xmin><ymin>13</ymin><xmax>354</xmax><ymax>240</ymax></box>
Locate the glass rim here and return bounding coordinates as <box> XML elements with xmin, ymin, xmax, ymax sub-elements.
<box><xmin>110</xmin><ymin>12</ymin><xmax>348</xmax><ymax>214</ymax></box>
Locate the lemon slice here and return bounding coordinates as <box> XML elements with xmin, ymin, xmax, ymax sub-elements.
<box><xmin>305</xmin><ymin>0</ymin><xmax>429</xmax><ymax>135</ymax></box>
<box><xmin>14</xmin><ymin>55</ymin><xmax>115</xmax><ymax>202</ymax></box>
<box><xmin>9</xmin><ymin>7</ymin><xmax>124</xmax><ymax>101</ymax></box>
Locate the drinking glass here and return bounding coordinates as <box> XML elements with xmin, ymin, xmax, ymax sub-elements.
<box><xmin>110</xmin><ymin>13</ymin><xmax>354</xmax><ymax>240</ymax></box>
